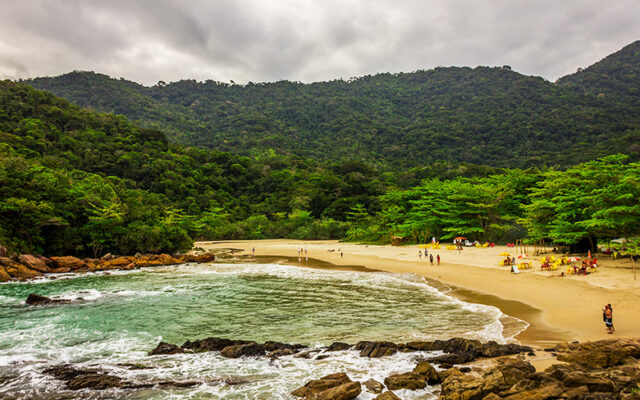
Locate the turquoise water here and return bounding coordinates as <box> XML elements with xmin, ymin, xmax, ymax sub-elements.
<box><xmin>0</xmin><ymin>262</ymin><xmax>518</xmax><ymax>399</ymax></box>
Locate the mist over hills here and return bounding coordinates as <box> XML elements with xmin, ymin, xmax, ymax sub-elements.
<box><xmin>25</xmin><ymin>41</ymin><xmax>640</xmax><ymax>169</ymax></box>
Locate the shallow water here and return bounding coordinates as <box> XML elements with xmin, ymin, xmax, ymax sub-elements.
<box><xmin>0</xmin><ymin>262</ymin><xmax>524</xmax><ymax>399</ymax></box>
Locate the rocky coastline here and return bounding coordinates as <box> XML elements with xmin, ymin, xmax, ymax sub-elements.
<box><xmin>0</xmin><ymin>251</ymin><xmax>216</xmax><ymax>282</ymax></box>
<box><xmin>36</xmin><ymin>336</ymin><xmax>640</xmax><ymax>399</ymax></box>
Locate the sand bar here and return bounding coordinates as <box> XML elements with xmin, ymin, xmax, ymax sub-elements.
<box><xmin>198</xmin><ymin>239</ymin><xmax>640</xmax><ymax>346</ymax></box>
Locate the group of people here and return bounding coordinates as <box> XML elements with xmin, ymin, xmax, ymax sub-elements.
<box><xmin>418</xmin><ymin>249</ymin><xmax>440</xmax><ymax>265</ymax></box>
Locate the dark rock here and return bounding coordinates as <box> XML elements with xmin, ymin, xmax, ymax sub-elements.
<box><xmin>295</xmin><ymin>349</ymin><xmax>322</xmax><ymax>359</ymax></box>
<box><xmin>50</xmin><ymin>256</ymin><xmax>86</xmax><ymax>270</ymax></box>
<box><xmin>25</xmin><ymin>293</ymin><xmax>70</xmax><ymax>306</ymax></box>
<box><xmin>68</xmin><ymin>374</ymin><xmax>123</xmax><ymax>390</ymax></box>
<box><xmin>355</xmin><ymin>341</ymin><xmax>398</xmax><ymax>358</ymax></box>
<box><xmin>363</xmin><ymin>378</ymin><xmax>385</xmax><ymax>394</ymax></box>
<box><xmin>428</xmin><ymin>352</ymin><xmax>475</xmax><ymax>365</ymax></box>
<box><xmin>149</xmin><ymin>341</ymin><xmax>184</xmax><ymax>355</ymax></box>
<box><xmin>181</xmin><ymin>337</ymin><xmax>252</xmax><ymax>352</ymax></box>
<box><xmin>459</xmin><ymin>366</ymin><xmax>472</xmax><ymax>373</ymax></box>
<box><xmin>315</xmin><ymin>354</ymin><xmax>331</xmax><ymax>360</ymax></box>
<box><xmin>384</xmin><ymin>372</ymin><xmax>426</xmax><ymax>390</ymax></box>
<box><xmin>405</xmin><ymin>341</ymin><xmax>436</xmax><ymax>351</ymax></box>
<box><xmin>327</xmin><ymin>342</ymin><xmax>352</xmax><ymax>351</ymax></box>
<box><xmin>220</xmin><ymin>342</ymin><xmax>265</xmax><ymax>358</ymax></box>
<box><xmin>263</xmin><ymin>340</ymin><xmax>305</xmax><ymax>352</ymax></box>
<box><xmin>44</xmin><ymin>365</ymin><xmax>99</xmax><ymax>381</ymax></box>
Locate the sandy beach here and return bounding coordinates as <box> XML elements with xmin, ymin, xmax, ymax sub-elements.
<box><xmin>199</xmin><ymin>239</ymin><xmax>640</xmax><ymax>348</ymax></box>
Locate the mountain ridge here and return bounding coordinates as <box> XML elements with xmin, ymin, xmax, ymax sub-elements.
<box><xmin>24</xmin><ymin>41</ymin><xmax>640</xmax><ymax>169</ymax></box>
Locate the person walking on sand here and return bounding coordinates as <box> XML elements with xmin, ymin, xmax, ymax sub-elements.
<box><xmin>429</xmin><ymin>254</ymin><xmax>434</xmax><ymax>265</ymax></box>
<box><xmin>418</xmin><ymin>249</ymin><xmax>422</xmax><ymax>260</ymax></box>
<box><xmin>436</xmin><ymin>254</ymin><xmax>440</xmax><ymax>265</ymax></box>
<box><xmin>340</xmin><ymin>251</ymin><xmax>343</xmax><ymax>259</ymax></box>
<box><xmin>603</xmin><ymin>304</ymin><xmax>614</xmax><ymax>334</ymax></box>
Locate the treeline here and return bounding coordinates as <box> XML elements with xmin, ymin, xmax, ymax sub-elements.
<box><xmin>25</xmin><ymin>41</ymin><xmax>640</xmax><ymax>170</ymax></box>
<box><xmin>346</xmin><ymin>155</ymin><xmax>640</xmax><ymax>253</ymax></box>
<box><xmin>1</xmin><ymin>81</ymin><xmax>638</xmax><ymax>257</ymax></box>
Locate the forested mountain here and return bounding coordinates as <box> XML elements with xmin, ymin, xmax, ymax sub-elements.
<box><xmin>25</xmin><ymin>42</ymin><xmax>640</xmax><ymax>169</ymax></box>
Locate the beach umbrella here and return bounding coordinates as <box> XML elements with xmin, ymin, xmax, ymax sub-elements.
<box><xmin>500</xmin><ymin>252</ymin><xmax>511</xmax><ymax>256</ymax></box>
<box><xmin>455</xmin><ymin>237</ymin><xmax>467</xmax><ymax>240</ymax></box>
<box><xmin>517</xmin><ymin>254</ymin><xmax>528</xmax><ymax>258</ymax></box>
<box><xmin>567</xmin><ymin>256</ymin><xmax>580</xmax><ymax>262</ymax></box>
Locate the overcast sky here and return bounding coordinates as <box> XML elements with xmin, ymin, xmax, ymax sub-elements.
<box><xmin>1</xmin><ymin>0</ymin><xmax>639</xmax><ymax>86</ymax></box>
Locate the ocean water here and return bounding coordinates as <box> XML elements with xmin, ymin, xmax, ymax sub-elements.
<box><xmin>0</xmin><ymin>262</ymin><xmax>525</xmax><ymax>399</ymax></box>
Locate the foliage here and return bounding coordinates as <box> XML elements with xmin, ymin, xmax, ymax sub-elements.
<box><xmin>25</xmin><ymin>41</ymin><xmax>640</xmax><ymax>170</ymax></box>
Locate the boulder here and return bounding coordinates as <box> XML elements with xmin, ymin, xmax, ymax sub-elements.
<box><xmin>562</xmin><ymin>372</ymin><xmax>614</xmax><ymax>393</ymax></box>
<box><xmin>181</xmin><ymin>337</ymin><xmax>253</xmax><ymax>352</ymax></box>
<box><xmin>50</xmin><ymin>256</ymin><xmax>86</xmax><ymax>270</ymax></box>
<box><xmin>363</xmin><ymin>378</ymin><xmax>385</xmax><ymax>394</ymax></box>
<box><xmin>374</xmin><ymin>391</ymin><xmax>402</xmax><ymax>400</ymax></box>
<box><xmin>0</xmin><ymin>267</ymin><xmax>10</xmax><ymax>282</ymax></box>
<box><xmin>384</xmin><ymin>372</ymin><xmax>426</xmax><ymax>390</ymax></box>
<box><xmin>413</xmin><ymin>361</ymin><xmax>441</xmax><ymax>384</ymax></box>
<box><xmin>220</xmin><ymin>342</ymin><xmax>265</xmax><ymax>358</ymax></box>
<box><xmin>263</xmin><ymin>341</ymin><xmax>306</xmax><ymax>353</ymax></box>
<box><xmin>107</xmin><ymin>257</ymin><xmax>132</xmax><ymax>268</ymax></box>
<box><xmin>315</xmin><ymin>381</ymin><xmax>361</xmax><ymax>400</ymax></box>
<box><xmin>3</xmin><ymin>260</ymin><xmax>40</xmax><ymax>279</ymax></box>
<box><xmin>327</xmin><ymin>342</ymin><xmax>352</xmax><ymax>351</ymax></box>
<box><xmin>26</xmin><ymin>293</ymin><xmax>70</xmax><ymax>306</ymax></box>
<box><xmin>556</xmin><ymin>339</ymin><xmax>640</xmax><ymax>369</ymax></box>
<box><xmin>100</xmin><ymin>253</ymin><xmax>113</xmax><ymax>261</ymax></box>
<box><xmin>291</xmin><ymin>372</ymin><xmax>353</xmax><ymax>398</ymax></box>
<box><xmin>18</xmin><ymin>254</ymin><xmax>50</xmax><ymax>273</ymax></box>
<box><xmin>355</xmin><ymin>341</ymin><xmax>398</xmax><ymax>357</ymax></box>
<box><xmin>148</xmin><ymin>342</ymin><xmax>184</xmax><ymax>355</ymax></box>
<box><xmin>68</xmin><ymin>374</ymin><xmax>123</xmax><ymax>390</ymax></box>
<box><xmin>405</xmin><ymin>341</ymin><xmax>436</xmax><ymax>351</ymax></box>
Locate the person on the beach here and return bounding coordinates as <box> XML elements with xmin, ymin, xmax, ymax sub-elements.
<box><xmin>603</xmin><ymin>304</ymin><xmax>614</xmax><ymax>334</ymax></box>
<box><xmin>340</xmin><ymin>251</ymin><xmax>343</xmax><ymax>259</ymax></box>
<box><xmin>429</xmin><ymin>254</ymin><xmax>434</xmax><ymax>265</ymax></box>
<box><xmin>418</xmin><ymin>250</ymin><xmax>422</xmax><ymax>260</ymax></box>
<box><xmin>436</xmin><ymin>254</ymin><xmax>440</xmax><ymax>265</ymax></box>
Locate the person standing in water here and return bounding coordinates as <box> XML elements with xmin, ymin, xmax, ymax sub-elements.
<box><xmin>436</xmin><ymin>254</ymin><xmax>440</xmax><ymax>265</ymax></box>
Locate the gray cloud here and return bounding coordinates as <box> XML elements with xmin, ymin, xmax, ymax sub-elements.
<box><xmin>0</xmin><ymin>0</ymin><xmax>638</xmax><ymax>85</ymax></box>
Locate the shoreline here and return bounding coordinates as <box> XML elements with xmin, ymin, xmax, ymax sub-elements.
<box><xmin>199</xmin><ymin>239</ymin><xmax>640</xmax><ymax>347</ymax></box>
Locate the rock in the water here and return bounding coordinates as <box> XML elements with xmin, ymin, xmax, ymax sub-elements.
<box><xmin>1</xmin><ymin>258</ymin><xmax>40</xmax><ymax>279</ymax></box>
<box><xmin>413</xmin><ymin>361</ymin><xmax>441</xmax><ymax>384</ymax></box>
<box><xmin>384</xmin><ymin>372</ymin><xmax>426</xmax><ymax>390</ymax></box>
<box><xmin>149</xmin><ymin>341</ymin><xmax>184</xmax><ymax>355</ymax></box>
<box><xmin>374</xmin><ymin>391</ymin><xmax>402</xmax><ymax>400</ymax></box>
<box><xmin>327</xmin><ymin>342</ymin><xmax>352</xmax><ymax>351</ymax></box>
<box><xmin>355</xmin><ymin>341</ymin><xmax>398</xmax><ymax>357</ymax></box>
<box><xmin>220</xmin><ymin>342</ymin><xmax>265</xmax><ymax>358</ymax></box>
<box><xmin>18</xmin><ymin>254</ymin><xmax>50</xmax><ymax>273</ymax></box>
<box><xmin>26</xmin><ymin>293</ymin><xmax>70</xmax><ymax>306</ymax></box>
<box><xmin>68</xmin><ymin>374</ymin><xmax>123</xmax><ymax>390</ymax></box>
<box><xmin>291</xmin><ymin>372</ymin><xmax>353</xmax><ymax>398</ymax></box>
<box><xmin>315</xmin><ymin>381</ymin><xmax>361</xmax><ymax>400</ymax></box>
<box><xmin>182</xmin><ymin>337</ymin><xmax>253</xmax><ymax>352</ymax></box>
<box><xmin>50</xmin><ymin>256</ymin><xmax>86</xmax><ymax>270</ymax></box>
<box><xmin>363</xmin><ymin>378</ymin><xmax>385</xmax><ymax>394</ymax></box>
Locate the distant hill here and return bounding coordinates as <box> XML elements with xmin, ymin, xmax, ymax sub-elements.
<box><xmin>25</xmin><ymin>41</ymin><xmax>640</xmax><ymax>169</ymax></box>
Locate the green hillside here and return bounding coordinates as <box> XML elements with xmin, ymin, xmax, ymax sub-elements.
<box><xmin>25</xmin><ymin>42</ymin><xmax>640</xmax><ymax>169</ymax></box>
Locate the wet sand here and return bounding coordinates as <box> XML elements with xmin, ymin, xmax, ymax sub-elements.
<box><xmin>198</xmin><ymin>239</ymin><xmax>640</xmax><ymax>347</ymax></box>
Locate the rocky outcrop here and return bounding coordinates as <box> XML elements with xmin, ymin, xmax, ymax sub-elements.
<box><xmin>374</xmin><ymin>391</ymin><xmax>402</xmax><ymax>400</ymax></box>
<box><xmin>384</xmin><ymin>372</ymin><xmax>427</xmax><ymax>390</ymax></box>
<box><xmin>363</xmin><ymin>378</ymin><xmax>385</xmax><ymax>394</ymax></box>
<box><xmin>414</xmin><ymin>361</ymin><xmax>441</xmax><ymax>384</ymax></box>
<box><xmin>25</xmin><ymin>293</ymin><xmax>71</xmax><ymax>306</ymax></box>
<box><xmin>149</xmin><ymin>336</ymin><xmax>307</xmax><ymax>359</ymax></box>
<box><xmin>440</xmin><ymin>339</ymin><xmax>640</xmax><ymax>400</ymax></box>
<box><xmin>18</xmin><ymin>254</ymin><xmax>50</xmax><ymax>273</ymax></box>
<box><xmin>355</xmin><ymin>341</ymin><xmax>398</xmax><ymax>357</ymax></box>
<box><xmin>291</xmin><ymin>373</ymin><xmax>361</xmax><ymax>400</ymax></box>
<box><xmin>0</xmin><ymin>251</ymin><xmax>216</xmax><ymax>282</ymax></box>
<box><xmin>148</xmin><ymin>342</ymin><xmax>184</xmax><ymax>355</ymax></box>
<box><xmin>421</xmin><ymin>338</ymin><xmax>532</xmax><ymax>366</ymax></box>
<box><xmin>327</xmin><ymin>342</ymin><xmax>352</xmax><ymax>351</ymax></box>
<box><xmin>50</xmin><ymin>256</ymin><xmax>87</xmax><ymax>270</ymax></box>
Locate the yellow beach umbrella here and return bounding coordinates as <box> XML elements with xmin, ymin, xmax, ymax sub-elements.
<box><xmin>500</xmin><ymin>252</ymin><xmax>511</xmax><ymax>257</ymax></box>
